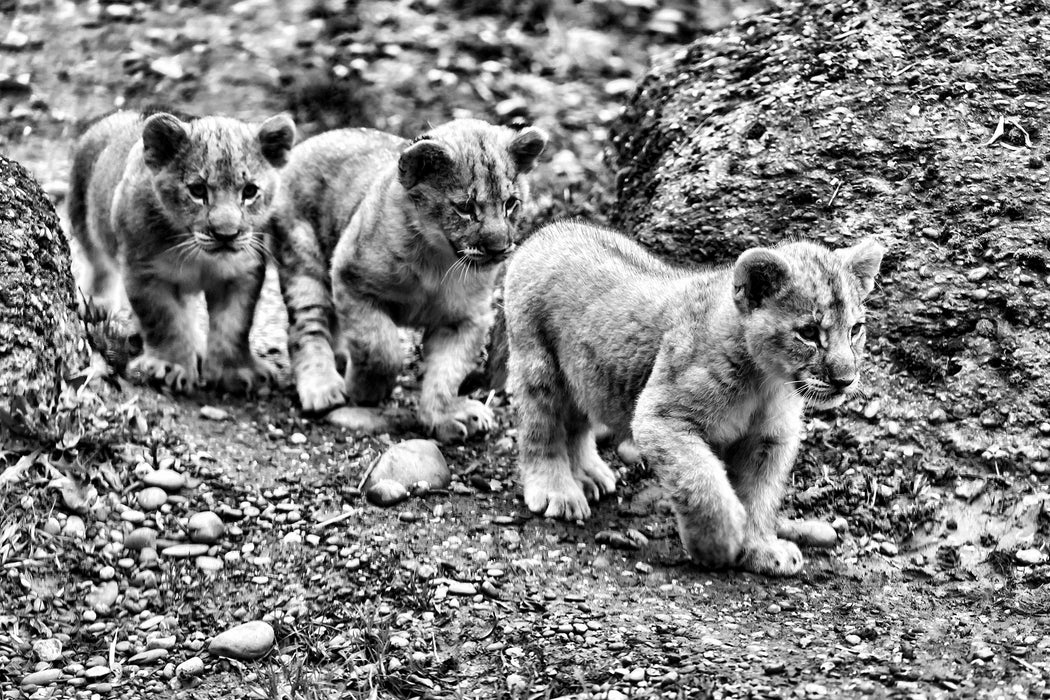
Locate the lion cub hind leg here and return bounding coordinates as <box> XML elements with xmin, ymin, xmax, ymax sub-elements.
<box><xmin>568</xmin><ymin>423</ymin><xmax>617</xmax><ymax>502</ymax></box>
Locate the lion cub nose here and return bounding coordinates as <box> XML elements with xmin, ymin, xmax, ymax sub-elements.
<box><xmin>486</xmin><ymin>243</ymin><xmax>514</xmax><ymax>261</ymax></box>
<box><xmin>829</xmin><ymin>375</ymin><xmax>856</xmax><ymax>392</ymax></box>
<box><xmin>208</xmin><ymin>228</ymin><xmax>240</xmax><ymax>246</ymax></box>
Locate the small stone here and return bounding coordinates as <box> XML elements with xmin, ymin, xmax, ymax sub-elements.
<box><xmin>507</xmin><ymin>673</ymin><xmax>527</xmax><ymax>691</ymax></box>
<box><xmin>973</xmin><ymin>647</ymin><xmax>995</xmax><ymax>661</ymax></box>
<box><xmin>289</xmin><ymin>432</ymin><xmax>308</xmax><ymax>445</ymax></box>
<box><xmin>150</xmin><ymin>56</ymin><xmax>184</xmax><ymax>80</ymax></box>
<box><xmin>125</xmin><ymin>527</ymin><xmax>157</xmax><ymax>550</ymax></box>
<box><xmin>1015</xmin><ymin>548</ymin><xmax>1047</xmax><ymax>565</ymax></box>
<box><xmin>209</xmin><ymin>621</ymin><xmax>275</xmax><ymax>660</ymax></box>
<box><xmin>120</xmin><ymin>509</ymin><xmax>146</xmax><ymax>524</ymax></box>
<box><xmin>143</xmin><ymin>469</ymin><xmax>186</xmax><ymax>492</ymax></box>
<box><xmin>365</xmin><ymin>440</ymin><xmax>450</xmax><ymax>491</ymax></box>
<box><xmin>176</xmin><ymin>657</ymin><xmax>205</xmax><ymax>678</ymax></box>
<box><xmin>766</xmin><ymin>603</ymin><xmax>782</xmax><ymax>614</ymax></box>
<box><xmin>84</xmin><ymin>666</ymin><xmax>111</xmax><ymax>679</ymax></box>
<box><xmin>764</xmin><ymin>660</ymin><xmax>785</xmax><ymax>674</ymax></box>
<box><xmin>844</xmin><ymin>634</ymin><xmax>862</xmax><ymax>645</ymax></box>
<box><xmin>162</xmin><ymin>543</ymin><xmax>209</xmax><ymax>558</ymax></box>
<box><xmin>863</xmin><ymin>400</ymin><xmax>881</xmax><ymax>419</ymax></box>
<box><xmin>42</xmin><ymin>516</ymin><xmax>61</xmax><ymax>535</ymax></box>
<box><xmin>147</xmin><ymin>635</ymin><xmax>177</xmax><ymax>650</ymax></box>
<box><xmin>188</xmin><ymin>511</ymin><xmax>225</xmax><ymax>544</ymax></box>
<box><xmin>604</xmin><ymin>78</ymin><xmax>636</xmax><ymax>96</ymax></box>
<box><xmin>33</xmin><ymin>638</ymin><xmax>63</xmax><ymax>662</ymax></box>
<box><xmin>137</xmin><ymin>487</ymin><xmax>168</xmax><ymax>510</ymax></box>
<box><xmin>86</xmin><ymin>581</ymin><xmax>119</xmax><ymax>611</ymax></box>
<box><xmin>20</xmin><ymin>669</ymin><xmax>63</xmax><ymax>686</ymax></box>
<box><xmin>199</xmin><ymin>405</ymin><xmax>230</xmax><ymax>421</ymax></box>
<box><xmin>928</xmin><ymin>407</ymin><xmax>948</xmax><ymax>424</ymax></box>
<box><xmin>197</xmin><ymin>555</ymin><xmax>224</xmax><ymax>572</ymax></box>
<box><xmin>967</xmin><ymin>266</ymin><xmax>990</xmax><ymax>282</ymax></box>
<box><xmin>879</xmin><ymin>541</ymin><xmax>899</xmax><ymax>556</ymax></box>
<box><xmin>365</xmin><ymin>479</ymin><xmax>409</xmax><ymax>508</ymax></box>
<box><xmin>616</xmin><ymin>440</ymin><xmax>642</xmax><ymax>465</ymax></box>
<box><xmin>627</xmin><ymin>667</ymin><xmax>646</xmax><ymax>682</ymax></box>
<box><xmin>409</xmin><ymin>480</ymin><xmax>431</xmax><ymax>497</ymax></box>
<box><xmin>447</xmin><ymin>580</ymin><xmax>477</xmax><ymax>596</ymax></box>
<box><xmin>777</xmin><ymin>520</ymin><xmax>837</xmax><ymax>548</ymax></box>
<box><xmin>99</xmin><ymin>565</ymin><xmax>115</xmax><ymax>580</ymax></box>
<box><xmin>831</xmin><ymin>517</ymin><xmax>849</xmax><ymax>533</ymax></box>
<box><xmin>128</xmin><ymin>648</ymin><xmax>168</xmax><ymax>665</ymax></box>
<box><xmin>62</xmin><ymin>515</ymin><xmax>86</xmax><ymax>539</ymax></box>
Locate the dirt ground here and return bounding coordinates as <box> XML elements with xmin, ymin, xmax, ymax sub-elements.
<box><xmin>0</xmin><ymin>0</ymin><xmax>1047</xmax><ymax>698</ymax></box>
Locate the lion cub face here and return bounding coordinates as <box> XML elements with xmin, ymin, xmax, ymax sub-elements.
<box><xmin>732</xmin><ymin>239</ymin><xmax>885</xmax><ymax>408</ymax></box>
<box><xmin>142</xmin><ymin>113</ymin><xmax>296</xmax><ymax>258</ymax></box>
<box><xmin>396</xmin><ymin>119</ymin><xmax>548</xmax><ymax>266</ymax></box>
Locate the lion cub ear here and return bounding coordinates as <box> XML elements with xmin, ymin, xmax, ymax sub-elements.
<box><xmin>398</xmin><ymin>138</ymin><xmax>455</xmax><ymax>190</ymax></box>
<box><xmin>258</xmin><ymin>114</ymin><xmax>297</xmax><ymax>168</ymax></box>
<box><xmin>840</xmin><ymin>238</ymin><xmax>886</xmax><ymax>298</ymax></box>
<box><xmin>142</xmin><ymin>113</ymin><xmax>189</xmax><ymax>172</ymax></box>
<box><xmin>733</xmin><ymin>248</ymin><xmax>790</xmax><ymax>314</ymax></box>
<box><xmin>508</xmin><ymin>127</ymin><xmax>548</xmax><ymax>173</ymax></box>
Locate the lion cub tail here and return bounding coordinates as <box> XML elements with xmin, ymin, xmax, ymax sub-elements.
<box><xmin>458</xmin><ymin>289</ymin><xmax>510</xmax><ymax>395</ymax></box>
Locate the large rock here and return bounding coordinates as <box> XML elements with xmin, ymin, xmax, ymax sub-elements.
<box><xmin>208</xmin><ymin>620</ymin><xmax>275</xmax><ymax>661</ymax></box>
<box><xmin>0</xmin><ymin>155</ymin><xmax>90</xmax><ymax>441</ymax></box>
<box><xmin>364</xmin><ymin>439</ymin><xmax>451</xmax><ymax>491</ymax></box>
<box><xmin>610</xmin><ymin>0</ymin><xmax>1050</xmax><ymax>528</ymax></box>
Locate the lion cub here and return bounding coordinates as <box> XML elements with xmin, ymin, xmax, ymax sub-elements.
<box><xmin>505</xmin><ymin>222</ymin><xmax>884</xmax><ymax>576</ymax></box>
<box><xmin>271</xmin><ymin>119</ymin><xmax>547</xmax><ymax>441</ymax></box>
<box><xmin>68</xmin><ymin>108</ymin><xmax>296</xmax><ymax>392</ymax></box>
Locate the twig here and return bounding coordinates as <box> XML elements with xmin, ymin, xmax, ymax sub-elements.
<box><xmin>313</xmin><ymin>510</ymin><xmax>357</xmax><ymax>530</ymax></box>
<box><xmin>356</xmin><ymin>454</ymin><xmax>383</xmax><ymax>492</ymax></box>
<box><xmin>826</xmin><ymin>180</ymin><xmax>844</xmax><ymax>208</ymax></box>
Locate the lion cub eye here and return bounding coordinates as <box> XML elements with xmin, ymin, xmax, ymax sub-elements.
<box><xmin>242</xmin><ymin>183</ymin><xmax>259</xmax><ymax>201</ymax></box>
<box><xmin>450</xmin><ymin>199</ymin><xmax>476</xmax><ymax>220</ymax></box>
<box><xmin>795</xmin><ymin>324</ymin><xmax>822</xmax><ymax>345</ymax></box>
<box><xmin>186</xmin><ymin>182</ymin><xmax>208</xmax><ymax>203</ymax></box>
<box><xmin>851</xmin><ymin>321</ymin><xmax>866</xmax><ymax>339</ymax></box>
<box><xmin>505</xmin><ymin>196</ymin><xmax>521</xmax><ymax>216</ymax></box>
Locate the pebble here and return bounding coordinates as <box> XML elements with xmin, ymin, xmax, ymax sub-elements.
<box><xmin>616</xmin><ymin>440</ymin><xmax>642</xmax><ymax>465</ymax></box>
<box><xmin>831</xmin><ymin>517</ymin><xmax>849</xmax><ymax>532</ymax></box>
<box><xmin>879</xmin><ymin>541</ymin><xmax>899</xmax><ymax>556</ymax></box>
<box><xmin>175</xmin><ymin>657</ymin><xmax>205</xmax><ymax>678</ymax></box>
<box><xmin>604</xmin><ymin>77</ymin><xmax>636</xmax><ymax>96</ymax></box>
<box><xmin>365</xmin><ymin>479</ymin><xmax>409</xmax><ymax>507</ymax></box>
<box><xmin>63</xmin><ymin>515</ymin><xmax>86</xmax><ymax>539</ymax></box>
<box><xmin>197</xmin><ymin>555</ymin><xmax>224</xmax><ymax>572</ymax></box>
<box><xmin>209</xmin><ymin>621</ymin><xmax>275</xmax><ymax>660</ymax></box>
<box><xmin>199</xmin><ymin>405</ymin><xmax>230</xmax><ymax>421</ymax></box>
<box><xmin>845</xmin><ymin>633</ymin><xmax>862</xmax><ymax>645</ymax></box>
<box><xmin>42</xmin><ymin>516</ymin><xmax>61</xmax><ymax>535</ymax></box>
<box><xmin>32</xmin><ymin>638</ymin><xmax>62</xmax><ymax>662</ymax></box>
<box><xmin>365</xmin><ymin>440</ymin><xmax>450</xmax><ymax>490</ymax></box>
<box><xmin>627</xmin><ymin>667</ymin><xmax>646</xmax><ymax>682</ymax></box>
<box><xmin>188</xmin><ymin>511</ymin><xmax>225</xmax><ymax>544</ymax></box>
<box><xmin>778</xmin><ymin>520</ymin><xmax>837</xmax><ymax>548</ymax></box>
<box><xmin>967</xmin><ymin>266</ymin><xmax>990</xmax><ymax>282</ymax></box>
<box><xmin>162</xmin><ymin>543</ymin><xmax>209</xmax><ymax>558</ymax></box>
<box><xmin>120</xmin><ymin>509</ymin><xmax>146</xmax><ymax>524</ymax></box>
<box><xmin>128</xmin><ymin>648</ymin><xmax>168</xmax><ymax>665</ymax></box>
<box><xmin>137</xmin><ymin>487</ymin><xmax>168</xmax><ymax>510</ymax></box>
<box><xmin>973</xmin><ymin>647</ymin><xmax>995</xmax><ymax>661</ymax></box>
<box><xmin>289</xmin><ymin>432</ymin><xmax>308</xmax><ymax>445</ymax></box>
<box><xmin>1015</xmin><ymin>548</ymin><xmax>1047</xmax><ymax>565</ymax></box>
<box><xmin>447</xmin><ymin>580</ymin><xmax>477</xmax><ymax>596</ymax></box>
<box><xmin>147</xmin><ymin>635</ymin><xmax>177</xmax><ymax>650</ymax></box>
<box><xmin>86</xmin><ymin>581</ymin><xmax>119</xmax><ymax>611</ymax></box>
<box><xmin>84</xmin><ymin>666</ymin><xmax>111</xmax><ymax>679</ymax></box>
<box><xmin>863</xmin><ymin>400</ymin><xmax>881</xmax><ymax>419</ymax></box>
<box><xmin>20</xmin><ymin>669</ymin><xmax>63</xmax><ymax>686</ymax></box>
<box><xmin>125</xmin><ymin>527</ymin><xmax>157</xmax><ymax>550</ymax></box>
<box><xmin>99</xmin><ymin>565</ymin><xmax>115</xmax><ymax>580</ymax></box>
<box><xmin>142</xmin><ymin>469</ymin><xmax>186</xmax><ymax>492</ymax></box>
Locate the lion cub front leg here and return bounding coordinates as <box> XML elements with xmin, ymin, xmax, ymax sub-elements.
<box><xmin>418</xmin><ymin>318</ymin><xmax>495</xmax><ymax>443</ymax></box>
<box><xmin>202</xmin><ymin>270</ymin><xmax>275</xmax><ymax>393</ymax></box>
<box><xmin>632</xmin><ymin>402</ymin><xmax>746</xmax><ymax>568</ymax></box>
<box><xmin>729</xmin><ymin>427</ymin><xmax>804</xmax><ymax>577</ymax></box>
<box><xmin>125</xmin><ymin>274</ymin><xmax>202</xmax><ymax>392</ymax></box>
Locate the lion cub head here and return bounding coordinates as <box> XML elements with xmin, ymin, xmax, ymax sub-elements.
<box><xmin>142</xmin><ymin>112</ymin><xmax>296</xmax><ymax>257</ymax></box>
<box><xmin>732</xmin><ymin>239</ymin><xmax>886</xmax><ymax>408</ymax></box>
<box><xmin>396</xmin><ymin>118</ymin><xmax>548</xmax><ymax>266</ymax></box>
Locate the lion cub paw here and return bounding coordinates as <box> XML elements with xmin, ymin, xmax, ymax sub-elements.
<box><xmin>128</xmin><ymin>352</ymin><xmax>199</xmax><ymax>393</ymax></box>
<box><xmin>740</xmin><ymin>538</ymin><xmax>803</xmax><ymax>577</ymax></box>
<box><xmin>572</xmin><ymin>454</ymin><xmax>617</xmax><ymax>502</ymax></box>
<box><xmin>205</xmin><ymin>357</ymin><xmax>277</xmax><ymax>394</ymax></box>
<box><xmin>428</xmin><ymin>398</ymin><xmax>495</xmax><ymax>443</ymax></box>
<box><xmin>676</xmin><ymin>497</ymin><xmax>747</xmax><ymax>569</ymax></box>
<box><xmin>297</xmin><ymin>365</ymin><xmax>347</xmax><ymax>413</ymax></box>
<box><xmin>523</xmin><ymin>467</ymin><xmax>591</xmax><ymax>520</ymax></box>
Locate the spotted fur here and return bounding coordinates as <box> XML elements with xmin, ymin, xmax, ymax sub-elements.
<box><xmin>271</xmin><ymin>118</ymin><xmax>547</xmax><ymax>441</ymax></box>
<box><xmin>68</xmin><ymin>109</ymin><xmax>296</xmax><ymax>392</ymax></box>
<box><xmin>505</xmin><ymin>221</ymin><xmax>884</xmax><ymax>576</ymax></box>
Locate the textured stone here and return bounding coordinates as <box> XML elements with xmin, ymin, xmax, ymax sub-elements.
<box><xmin>208</xmin><ymin>621</ymin><xmax>275</xmax><ymax>660</ymax></box>
<box><xmin>365</xmin><ymin>439</ymin><xmax>450</xmax><ymax>490</ymax></box>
